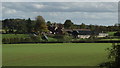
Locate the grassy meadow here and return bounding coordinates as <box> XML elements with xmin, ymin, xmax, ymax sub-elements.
<box><xmin>107</xmin><ymin>32</ymin><xmax>116</xmax><ymax>36</ymax></box>
<box><xmin>2</xmin><ymin>43</ymin><xmax>112</xmax><ymax>66</ymax></box>
<box><xmin>2</xmin><ymin>34</ymin><xmax>29</xmax><ymax>38</ymax></box>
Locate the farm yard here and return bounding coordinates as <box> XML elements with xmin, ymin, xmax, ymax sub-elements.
<box><xmin>3</xmin><ymin>43</ymin><xmax>112</xmax><ymax>66</ymax></box>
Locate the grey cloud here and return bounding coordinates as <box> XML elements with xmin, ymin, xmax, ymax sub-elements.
<box><xmin>1</xmin><ymin>0</ymin><xmax>119</xmax><ymax>2</ymax></box>
<box><xmin>2</xmin><ymin>2</ymin><xmax>118</xmax><ymax>12</ymax></box>
<box><xmin>2</xmin><ymin>2</ymin><xmax>118</xmax><ymax>26</ymax></box>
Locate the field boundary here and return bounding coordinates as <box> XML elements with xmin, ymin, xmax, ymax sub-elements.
<box><xmin>2</xmin><ymin>66</ymin><xmax>101</xmax><ymax>68</ymax></box>
<box><xmin>2</xmin><ymin>40</ymin><xmax>120</xmax><ymax>44</ymax></box>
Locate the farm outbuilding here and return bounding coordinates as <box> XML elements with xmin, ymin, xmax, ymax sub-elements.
<box><xmin>64</xmin><ymin>29</ymin><xmax>108</xmax><ymax>39</ymax></box>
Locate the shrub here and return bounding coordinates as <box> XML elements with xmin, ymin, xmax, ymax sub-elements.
<box><xmin>99</xmin><ymin>43</ymin><xmax>120</xmax><ymax>68</ymax></box>
<box><xmin>47</xmin><ymin>37</ymin><xmax>57</xmax><ymax>42</ymax></box>
<box><xmin>2</xmin><ymin>38</ymin><xmax>8</xmax><ymax>44</ymax></box>
<box><xmin>30</xmin><ymin>35</ymin><xmax>43</xmax><ymax>42</ymax></box>
<box><xmin>2</xmin><ymin>34</ymin><xmax>73</xmax><ymax>43</ymax></box>
<box><xmin>114</xmin><ymin>31</ymin><xmax>120</xmax><ymax>36</ymax></box>
<box><xmin>53</xmin><ymin>34</ymin><xmax>72</xmax><ymax>42</ymax></box>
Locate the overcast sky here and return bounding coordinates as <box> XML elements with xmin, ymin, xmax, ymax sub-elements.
<box><xmin>1</xmin><ymin>1</ymin><xmax>118</xmax><ymax>26</ymax></box>
<box><xmin>1</xmin><ymin>0</ymin><xmax>119</xmax><ymax>2</ymax></box>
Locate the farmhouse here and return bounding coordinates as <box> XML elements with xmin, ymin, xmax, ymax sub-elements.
<box><xmin>77</xmin><ymin>31</ymin><xmax>95</xmax><ymax>39</ymax></box>
<box><xmin>64</xmin><ymin>29</ymin><xmax>93</xmax><ymax>38</ymax></box>
<box><xmin>97</xmin><ymin>33</ymin><xmax>108</xmax><ymax>37</ymax></box>
<box><xmin>64</xmin><ymin>29</ymin><xmax>108</xmax><ymax>39</ymax></box>
<box><xmin>48</xmin><ymin>26</ymin><xmax>108</xmax><ymax>39</ymax></box>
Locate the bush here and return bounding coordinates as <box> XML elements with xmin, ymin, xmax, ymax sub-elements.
<box><xmin>47</xmin><ymin>37</ymin><xmax>57</xmax><ymax>42</ymax></box>
<box><xmin>2</xmin><ymin>38</ymin><xmax>9</xmax><ymax>44</ymax></box>
<box><xmin>30</xmin><ymin>35</ymin><xmax>44</xmax><ymax>42</ymax></box>
<box><xmin>99</xmin><ymin>43</ymin><xmax>120</xmax><ymax>68</ymax></box>
<box><xmin>114</xmin><ymin>31</ymin><xmax>120</xmax><ymax>36</ymax></box>
<box><xmin>2</xmin><ymin>34</ymin><xmax>73</xmax><ymax>43</ymax></box>
<box><xmin>53</xmin><ymin>34</ymin><xmax>72</xmax><ymax>42</ymax></box>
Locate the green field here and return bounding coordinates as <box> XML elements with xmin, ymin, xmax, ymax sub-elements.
<box><xmin>99</xmin><ymin>39</ymin><xmax>120</xmax><ymax>41</ymax></box>
<box><xmin>108</xmin><ymin>32</ymin><xmax>116</xmax><ymax>36</ymax></box>
<box><xmin>2</xmin><ymin>34</ymin><xmax>29</xmax><ymax>38</ymax></box>
<box><xmin>3</xmin><ymin>43</ymin><xmax>112</xmax><ymax>66</ymax></box>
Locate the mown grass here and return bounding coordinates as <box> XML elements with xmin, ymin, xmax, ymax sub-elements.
<box><xmin>2</xmin><ymin>43</ymin><xmax>112</xmax><ymax>66</ymax></box>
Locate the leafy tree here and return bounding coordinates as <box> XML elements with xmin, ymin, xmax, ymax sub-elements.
<box><xmin>100</xmin><ymin>43</ymin><xmax>120</xmax><ymax>68</ymax></box>
<box><xmin>64</xmin><ymin>20</ymin><xmax>74</xmax><ymax>29</ymax></box>
<box><xmin>34</xmin><ymin>16</ymin><xmax>48</xmax><ymax>34</ymax></box>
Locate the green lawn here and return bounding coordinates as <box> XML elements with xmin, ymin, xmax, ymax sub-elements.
<box><xmin>2</xmin><ymin>43</ymin><xmax>112</xmax><ymax>66</ymax></box>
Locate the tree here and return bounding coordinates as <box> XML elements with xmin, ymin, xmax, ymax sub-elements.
<box><xmin>26</xmin><ymin>18</ymin><xmax>33</xmax><ymax>33</ymax></box>
<box><xmin>34</xmin><ymin>16</ymin><xmax>48</xmax><ymax>34</ymax></box>
<box><xmin>47</xmin><ymin>21</ymin><xmax>52</xmax><ymax>26</ymax></box>
<box><xmin>2</xmin><ymin>19</ymin><xmax>9</xmax><ymax>33</ymax></box>
<box><xmin>100</xmin><ymin>43</ymin><xmax>120</xmax><ymax>68</ymax></box>
<box><xmin>15</xmin><ymin>19</ymin><xmax>27</xmax><ymax>33</ymax></box>
<box><xmin>64</xmin><ymin>20</ymin><xmax>74</xmax><ymax>29</ymax></box>
<box><xmin>80</xmin><ymin>23</ymin><xmax>86</xmax><ymax>29</ymax></box>
<box><xmin>89</xmin><ymin>24</ymin><xmax>95</xmax><ymax>31</ymax></box>
<box><xmin>114</xmin><ymin>31</ymin><xmax>120</xmax><ymax>36</ymax></box>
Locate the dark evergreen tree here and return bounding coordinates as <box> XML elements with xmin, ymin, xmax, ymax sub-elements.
<box><xmin>64</xmin><ymin>20</ymin><xmax>74</xmax><ymax>29</ymax></box>
<box><xmin>26</xmin><ymin>18</ymin><xmax>33</xmax><ymax>33</ymax></box>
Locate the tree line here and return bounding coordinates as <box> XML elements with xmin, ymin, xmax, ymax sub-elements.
<box><xmin>2</xmin><ymin>15</ymin><xmax>120</xmax><ymax>34</ymax></box>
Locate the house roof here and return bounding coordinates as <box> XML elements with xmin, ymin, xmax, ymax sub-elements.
<box><xmin>64</xmin><ymin>29</ymin><xmax>99</xmax><ymax>35</ymax></box>
<box><xmin>73</xmin><ymin>29</ymin><xmax>91</xmax><ymax>31</ymax></box>
<box><xmin>78</xmin><ymin>31</ymin><xmax>98</xmax><ymax>35</ymax></box>
<box><xmin>72</xmin><ymin>30</ymin><xmax>99</xmax><ymax>35</ymax></box>
<box><xmin>64</xmin><ymin>29</ymin><xmax>91</xmax><ymax>31</ymax></box>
